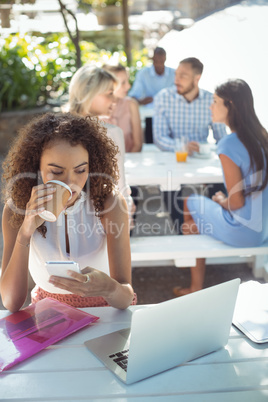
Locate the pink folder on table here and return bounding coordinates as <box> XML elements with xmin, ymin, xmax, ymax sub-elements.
<box><xmin>0</xmin><ymin>297</ymin><xmax>99</xmax><ymax>371</ymax></box>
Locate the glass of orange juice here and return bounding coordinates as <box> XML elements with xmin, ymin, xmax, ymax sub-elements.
<box><xmin>175</xmin><ymin>137</ymin><xmax>188</xmax><ymax>162</ymax></box>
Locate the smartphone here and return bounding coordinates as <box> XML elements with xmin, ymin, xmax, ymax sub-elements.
<box><xmin>45</xmin><ymin>261</ymin><xmax>81</xmax><ymax>278</ymax></box>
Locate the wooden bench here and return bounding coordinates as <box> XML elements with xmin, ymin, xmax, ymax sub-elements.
<box><xmin>130</xmin><ymin>235</ymin><xmax>268</xmax><ymax>282</ymax></box>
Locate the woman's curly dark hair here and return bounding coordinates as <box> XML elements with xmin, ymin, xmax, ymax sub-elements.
<box><xmin>2</xmin><ymin>112</ymin><xmax>119</xmax><ymax>236</ymax></box>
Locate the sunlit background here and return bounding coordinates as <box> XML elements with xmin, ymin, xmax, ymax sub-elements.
<box><xmin>160</xmin><ymin>1</ymin><xmax>268</xmax><ymax>129</ymax></box>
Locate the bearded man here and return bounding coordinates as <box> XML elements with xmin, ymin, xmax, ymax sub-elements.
<box><xmin>153</xmin><ymin>57</ymin><xmax>226</xmax><ymax>154</ymax></box>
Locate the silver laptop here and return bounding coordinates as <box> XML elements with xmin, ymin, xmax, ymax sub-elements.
<box><xmin>85</xmin><ymin>278</ymin><xmax>240</xmax><ymax>384</ymax></box>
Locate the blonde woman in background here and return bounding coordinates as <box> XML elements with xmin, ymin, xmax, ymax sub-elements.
<box><xmin>102</xmin><ymin>64</ymin><xmax>143</xmax><ymax>152</ymax></box>
<box><xmin>66</xmin><ymin>64</ymin><xmax>134</xmax><ymax>221</ymax></box>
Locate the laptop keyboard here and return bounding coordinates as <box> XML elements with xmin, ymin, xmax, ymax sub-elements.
<box><xmin>109</xmin><ymin>349</ymin><xmax>129</xmax><ymax>372</ymax></box>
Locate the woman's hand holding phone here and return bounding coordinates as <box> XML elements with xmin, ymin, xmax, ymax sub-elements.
<box><xmin>45</xmin><ymin>261</ymin><xmax>81</xmax><ymax>279</ymax></box>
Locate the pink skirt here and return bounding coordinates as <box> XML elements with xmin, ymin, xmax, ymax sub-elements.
<box><xmin>31</xmin><ymin>286</ymin><xmax>137</xmax><ymax>308</ymax></box>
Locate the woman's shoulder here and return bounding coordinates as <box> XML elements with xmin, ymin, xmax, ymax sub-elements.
<box><xmin>127</xmin><ymin>96</ymin><xmax>139</xmax><ymax>109</ymax></box>
<box><xmin>3</xmin><ymin>202</ymin><xmax>13</xmax><ymax>216</ymax></box>
<box><xmin>100</xmin><ymin>190</ymin><xmax>128</xmax><ymax>232</ymax></box>
<box><xmin>2</xmin><ymin>203</ymin><xmax>19</xmax><ymax>235</ymax></box>
<box><xmin>218</xmin><ymin>132</ymin><xmax>239</xmax><ymax>148</ymax></box>
<box><xmin>104</xmin><ymin>190</ymin><xmax>125</xmax><ymax>207</ymax></box>
<box><xmin>116</xmin><ymin>97</ymin><xmax>134</xmax><ymax>113</ymax></box>
<box><xmin>217</xmin><ymin>133</ymin><xmax>248</xmax><ymax>165</ymax></box>
<box><xmin>102</xmin><ymin>191</ymin><xmax>127</xmax><ymax>221</ymax></box>
<box><xmin>126</xmin><ymin>96</ymin><xmax>137</xmax><ymax>104</ymax></box>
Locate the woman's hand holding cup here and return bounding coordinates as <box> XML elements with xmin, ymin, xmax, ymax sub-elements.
<box><xmin>38</xmin><ymin>180</ymin><xmax>72</xmax><ymax>222</ymax></box>
<box><xmin>20</xmin><ymin>184</ymin><xmax>57</xmax><ymax>240</ymax></box>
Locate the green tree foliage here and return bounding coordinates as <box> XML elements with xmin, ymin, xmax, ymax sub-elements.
<box><xmin>78</xmin><ymin>0</ymin><xmax>122</xmax><ymax>8</ymax></box>
<box><xmin>0</xmin><ymin>32</ymin><xmax>149</xmax><ymax>112</ymax></box>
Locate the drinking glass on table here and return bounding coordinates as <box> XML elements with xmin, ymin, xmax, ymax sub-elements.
<box><xmin>175</xmin><ymin>136</ymin><xmax>188</xmax><ymax>162</ymax></box>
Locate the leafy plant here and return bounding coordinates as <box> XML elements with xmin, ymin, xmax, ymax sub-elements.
<box><xmin>0</xmin><ymin>32</ymin><xmax>149</xmax><ymax>112</ymax></box>
<box><xmin>79</xmin><ymin>0</ymin><xmax>122</xmax><ymax>8</ymax></box>
<box><xmin>0</xmin><ymin>33</ymin><xmax>77</xmax><ymax>111</ymax></box>
<box><xmin>0</xmin><ymin>45</ymin><xmax>42</xmax><ymax>111</ymax></box>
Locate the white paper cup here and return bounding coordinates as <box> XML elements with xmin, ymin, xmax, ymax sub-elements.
<box><xmin>198</xmin><ymin>142</ymin><xmax>211</xmax><ymax>155</ymax></box>
<box><xmin>38</xmin><ymin>180</ymin><xmax>72</xmax><ymax>222</ymax></box>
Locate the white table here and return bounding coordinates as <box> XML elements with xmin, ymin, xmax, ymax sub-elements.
<box><xmin>125</xmin><ymin>145</ymin><xmax>223</xmax><ymax>191</ymax></box>
<box><xmin>1</xmin><ymin>305</ymin><xmax>267</xmax><ymax>401</ymax></box>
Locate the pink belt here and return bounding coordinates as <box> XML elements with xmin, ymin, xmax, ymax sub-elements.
<box><xmin>31</xmin><ymin>286</ymin><xmax>137</xmax><ymax>308</ymax></box>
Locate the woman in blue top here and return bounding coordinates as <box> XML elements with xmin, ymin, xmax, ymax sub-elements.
<box><xmin>173</xmin><ymin>79</ymin><xmax>268</xmax><ymax>297</ymax></box>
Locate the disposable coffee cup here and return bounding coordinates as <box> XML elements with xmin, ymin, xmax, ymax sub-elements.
<box><xmin>38</xmin><ymin>180</ymin><xmax>72</xmax><ymax>222</ymax></box>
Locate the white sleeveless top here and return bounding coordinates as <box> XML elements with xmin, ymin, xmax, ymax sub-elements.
<box><xmin>29</xmin><ymin>192</ymin><xmax>109</xmax><ymax>294</ymax></box>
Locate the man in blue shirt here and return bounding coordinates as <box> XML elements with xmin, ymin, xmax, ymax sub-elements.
<box><xmin>129</xmin><ymin>47</ymin><xmax>175</xmax><ymax>107</ymax></box>
<box><xmin>129</xmin><ymin>47</ymin><xmax>175</xmax><ymax>143</ymax></box>
<box><xmin>153</xmin><ymin>57</ymin><xmax>226</xmax><ymax>154</ymax></box>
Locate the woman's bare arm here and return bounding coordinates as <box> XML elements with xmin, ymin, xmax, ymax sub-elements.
<box><xmin>1</xmin><ymin>205</ymin><xmax>31</xmax><ymax>311</ymax></box>
<box><xmin>101</xmin><ymin>192</ymin><xmax>134</xmax><ymax>308</ymax></box>
<box><xmin>213</xmin><ymin>154</ymin><xmax>245</xmax><ymax>210</ymax></box>
<box><xmin>1</xmin><ymin>184</ymin><xmax>55</xmax><ymax>311</ymax></box>
<box><xmin>129</xmin><ymin>98</ymin><xmax>143</xmax><ymax>152</ymax></box>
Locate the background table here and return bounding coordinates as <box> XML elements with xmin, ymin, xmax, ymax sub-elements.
<box><xmin>125</xmin><ymin>145</ymin><xmax>223</xmax><ymax>191</ymax></box>
<box><xmin>1</xmin><ymin>305</ymin><xmax>268</xmax><ymax>401</ymax></box>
